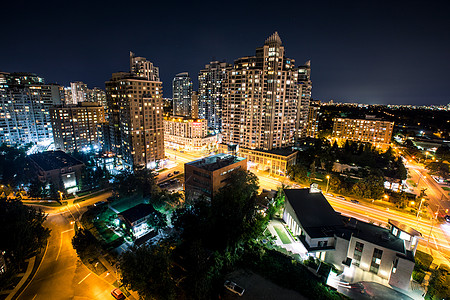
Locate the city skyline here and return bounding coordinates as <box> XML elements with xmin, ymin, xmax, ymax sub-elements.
<box><xmin>1</xmin><ymin>0</ymin><xmax>449</xmax><ymax>106</ymax></box>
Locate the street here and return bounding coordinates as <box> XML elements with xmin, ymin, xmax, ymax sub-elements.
<box><xmin>18</xmin><ymin>192</ymin><xmax>123</xmax><ymax>300</ymax></box>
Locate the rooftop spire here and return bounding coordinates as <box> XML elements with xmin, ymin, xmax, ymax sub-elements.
<box><xmin>265</xmin><ymin>31</ymin><xmax>282</xmax><ymax>46</ymax></box>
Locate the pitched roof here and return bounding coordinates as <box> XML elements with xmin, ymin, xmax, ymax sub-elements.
<box><xmin>119</xmin><ymin>203</ymin><xmax>156</xmax><ymax>224</ymax></box>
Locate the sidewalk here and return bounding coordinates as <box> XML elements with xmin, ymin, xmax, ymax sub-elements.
<box><xmin>5</xmin><ymin>256</ymin><xmax>35</xmax><ymax>300</ymax></box>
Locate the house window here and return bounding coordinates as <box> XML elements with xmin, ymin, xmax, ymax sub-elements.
<box><xmin>392</xmin><ymin>227</ymin><xmax>398</xmax><ymax>236</ymax></box>
<box><xmin>370</xmin><ymin>248</ymin><xmax>383</xmax><ymax>274</ymax></box>
<box><xmin>353</xmin><ymin>241</ymin><xmax>364</xmax><ymax>266</ymax></box>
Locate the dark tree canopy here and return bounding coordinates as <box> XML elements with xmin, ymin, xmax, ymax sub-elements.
<box><xmin>0</xmin><ymin>198</ymin><xmax>50</xmax><ymax>266</ymax></box>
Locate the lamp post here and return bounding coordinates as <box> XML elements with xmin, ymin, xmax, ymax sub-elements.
<box><xmin>416</xmin><ymin>198</ymin><xmax>425</xmax><ymax>227</ymax></box>
<box><xmin>417</xmin><ymin>175</ymin><xmax>426</xmax><ymax>186</ymax></box>
<box><xmin>326</xmin><ymin>175</ymin><xmax>330</xmax><ymax>193</ymax></box>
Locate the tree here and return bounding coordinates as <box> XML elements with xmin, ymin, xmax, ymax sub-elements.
<box><xmin>147</xmin><ymin>209</ymin><xmax>167</xmax><ymax>232</ymax></box>
<box><xmin>72</xmin><ymin>228</ymin><xmax>98</xmax><ymax>258</ymax></box>
<box><xmin>28</xmin><ymin>180</ymin><xmax>47</xmax><ymax>198</ymax></box>
<box><xmin>120</xmin><ymin>243</ymin><xmax>176</xmax><ymax>300</ymax></box>
<box><xmin>0</xmin><ymin>198</ymin><xmax>50</xmax><ymax>266</ymax></box>
<box><xmin>351</xmin><ymin>174</ymin><xmax>384</xmax><ymax>199</ymax></box>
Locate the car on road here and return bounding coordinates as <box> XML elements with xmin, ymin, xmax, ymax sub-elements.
<box><xmin>167</xmin><ymin>173</ymin><xmax>173</xmax><ymax>178</ymax></box>
<box><xmin>94</xmin><ymin>201</ymin><xmax>107</xmax><ymax>207</ymax></box>
<box><xmin>111</xmin><ymin>288</ymin><xmax>125</xmax><ymax>299</ymax></box>
<box><xmin>174</xmin><ymin>170</ymin><xmax>180</xmax><ymax>175</ymax></box>
<box><xmin>224</xmin><ymin>280</ymin><xmax>245</xmax><ymax>296</ymax></box>
<box><xmin>445</xmin><ymin>215</ymin><xmax>450</xmax><ymax>223</ymax></box>
<box><xmin>336</xmin><ymin>196</ymin><xmax>346</xmax><ymax>200</ymax></box>
<box><xmin>350</xmin><ymin>199</ymin><xmax>360</xmax><ymax>204</ymax></box>
<box><xmin>326</xmin><ymin>193</ymin><xmax>334</xmax><ymax>197</ymax></box>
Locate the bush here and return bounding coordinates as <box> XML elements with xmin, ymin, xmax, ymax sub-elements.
<box><xmin>415</xmin><ymin>250</ymin><xmax>433</xmax><ymax>272</ymax></box>
<box><xmin>412</xmin><ymin>270</ymin><xmax>426</xmax><ymax>283</ymax></box>
<box><xmin>426</xmin><ymin>264</ymin><xmax>450</xmax><ymax>300</ymax></box>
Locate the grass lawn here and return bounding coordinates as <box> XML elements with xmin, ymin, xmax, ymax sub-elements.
<box><xmin>442</xmin><ymin>187</ymin><xmax>450</xmax><ymax>191</ymax></box>
<box><xmin>274</xmin><ymin>226</ymin><xmax>291</xmax><ymax>244</ymax></box>
<box><xmin>25</xmin><ymin>200</ymin><xmax>68</xmax><ymax>207</ymax></box>
<box><xmin>109</xmin><ymin>195</ymin><xmax>146</xmax><ymax>212</ymax></box>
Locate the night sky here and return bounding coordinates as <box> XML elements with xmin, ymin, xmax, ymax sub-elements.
<box><xmin>2</xmin><ymin>0</ymin><xmax>449</xmax><ymax>105</ymax></box>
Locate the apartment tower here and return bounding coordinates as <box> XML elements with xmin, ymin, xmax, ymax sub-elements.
<box><xmin>222</xmin><ymin>32</ymin><xmax>305</xmax><ymax>150</ymax></box>
<box><xmin>105</xmin><ymin>53</ymin><xmax>164</xmax><ymax>170</ymax></box>
<box><xmin>198</xmin><ymin>61</ymin><xmax>232</xmax><ymax>131</ymax></box>
<box><xmin>172</xmin><ymin>72</ymin><xmax>192</xmax><ymax>117</ymax></box>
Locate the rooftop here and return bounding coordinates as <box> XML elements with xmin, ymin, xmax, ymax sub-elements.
<box><xmin>284</xmin><ymin>188</ymin><xmax>343</xmax><ymax>238</ymax></box>
<box><xmin>186</xmin><ymin>153</ymin><xmax>245</xmax><ymax>172</ymax></box>
<box><xmin>339</xmin><ymin>217</ymin><xmax>406</xmax><ymax>253</ymax></box>
<box><xmin>118</xmin><ymin>203</ymin><xmax>156</xmax><ymax>224</ymax></box>
<box><xmin>245</xmin><ymin>147</ymin><xmax>297</xmax><ymax>157</ymax></box>
<box><xmin>29</xmin><ymin>151</ymin><xmax>84</xmax><ymax>171</ymax></box>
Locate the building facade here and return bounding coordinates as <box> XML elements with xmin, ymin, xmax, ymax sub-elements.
<box><xmin>184</xmin><ymin>153</ymin><xmax>247</xmax><ymax>201</ymax></box>
<box><xmin>50</xmin><ymin>102</ymin><xmax>106</xmax><ymax>152</ymax></box>
<box><xmin>164</xmin><ymin>116</ymin><xmax>217</xmax><ymax>151</ymax></box>
<box><xmin>130</xmin><ymin>51</ymin><xmax>160</xmax><ymax>81</ymax></box>
<box><xmin>191</xmin><ymin>91</ymin><xmax>199</xmax><ymax>119</ymax></box>
<box><xmin>222</xmin><ymin>32</ymin><xmax>307</xmax><ymax>151</ymax></box>
<box><xmin>28</xmin><ymin>150</ymin><xmax>85</xmax><ymax>194</ymax></box>
<box><xmin>332</xmin><ymin>117</ymin><xmax>394</xmax><ymax>148</ymax></box>
<box><xmin>219</xmin><ymin>143</ymin><xmax>297</xmax><ymax>176</ymax></box>
<box><xmin>105</xmin><ymin>54</ymin><xmax>164</xmax><ymax>170</ymax></box>
<box><xmin>172</xmin><ymin>72</ymin><xmax>192</xmax><ymax>117</ymax></box>
<box><xmin>198</xmin><ymin>61</ymin><xmax>232</xmax><ymax>131</ymax></box>
<box><xmin>0</xmin><ymin>72</ymin><xmax>63</xmax><ymax>145</ymax></box>
<box><xmin>296</xmin><ymin>61</ymin><xmax>312</xmax><ymax>139</ymax></box>
<box><xmin>282</xmin><ymin>188</ymin><xmax>419</xmax><ymax>291</ymax></box>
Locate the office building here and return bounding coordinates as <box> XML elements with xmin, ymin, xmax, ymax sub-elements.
<box><xmin>332</xmin><ymin>116</ymin><xmax>394</xmax><ymax>148</ymax></box>
<box><xmin>283</xmin><ymin>188</ymin><xmax>420</xmax><ymax>291</ymax></box>
<box><xmin>222</xmin><ymin>32</ymin><xmax>305</xmax><ymax>150</ymax></box>
<box><xmin>50</xmin><ymin>102</ymin><xmax>106</xmax><ymax>152</ymax></box>
<box><xmin>184</xmin><ymin>153</ymin><xmax>247</xmax><ymax>201</ymax></box>
<box><xmin>172</xmin><ymin>72</ymin><xmax>192</xmax><ymax>117</ymax></box>
<box><xmin>198</xmin><ymin>61</ymin><xmax>232</xmax><ymax>131</ymax></box>
<box><xmin>105</xmin><ymin>53</ymin><xmax>164</xmax><ymax>170</ymax></box>
<box><xmin>164</xmin><ymin>116</ymin><xmax>217</xmax><ymax>151</ymax></box>
<box><xmin>0</xmin><ymin>72</ymin><xmax>63</xmax><ymax>145</ymax></box>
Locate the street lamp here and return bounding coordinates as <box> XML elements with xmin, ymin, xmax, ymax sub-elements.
<box><xmin>415</xmin><ymin>198</ymin><xmax>425</xmax><ymax>227</ymax></box>
<box><xmin>425</xmin><ymin>151</ymin><xmax>430</xmax><ymax>160</ymax></box>
<box><xmin>326</xmin><ymin>175</ymin><xmax>330</xmax><ymax>193</ymax></box>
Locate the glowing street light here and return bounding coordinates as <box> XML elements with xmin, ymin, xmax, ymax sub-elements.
<box><xmin>326</xmin><ymin>175</ymin><xmax>330</xmax><ymax>193</ymax></box>
<box><xmin>416</xmin><ymin>198</ymin><xmax>425</xmax><ymax>227</ymax></box>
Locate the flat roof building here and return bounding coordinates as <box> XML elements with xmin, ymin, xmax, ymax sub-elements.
<box><xmin>283</xmin><ymin>187</ymin><xmax>420</xmax><ymax>291</ymax></box>
<box><xmin>184</xmin><ymin>153</ymin><xmax>247</xmax><ymax>201</ymax></box>
<box><xmin>28</xmin><ymin>150</ymin><xmax>85</xmax><ymax>194</ymax></box>
<box><xmin>332</xmin><ymin>117</ymin><xmax>394</xmax><ymax>149</ymax></box>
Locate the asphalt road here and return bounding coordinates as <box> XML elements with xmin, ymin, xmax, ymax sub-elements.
<box><xmin>19</xmin><ymin>192</ymin><xmax>120</xmax><ymax>300</ymax></box>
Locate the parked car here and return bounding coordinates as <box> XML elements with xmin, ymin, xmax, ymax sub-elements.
<box><xmin>111</xmin><ymin>288</ymin><xmax>125</xmax><ymax>299</ymax></box>
<box><xmin>94</xmin><ymin>201</ymin><xmax>107</xmax><ymax>207</ymax></box>
<box><xmin>350</xmin><ymin>199</ymin><xmax>360</xmax><ymax>204</ymax></box>
<box><xmin>174</xmin><ymin>170</ymin><xmax>180</xmax><ymax>175</ymax></box>
<box><xmin>445</xmin><ymin>215</ymin><xmax>450</xmax><ymax>223</ymax></box>
<box><xmin>224</xmin><ymin>280</ymin><xmax>245</xmax><ymax>296</ymax></box>
<box><xmin>167</xmin><ymin>173</ymin><xmax>173</xmax><ymax>178</ymax></box>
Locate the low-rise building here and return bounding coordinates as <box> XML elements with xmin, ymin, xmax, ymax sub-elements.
<box><xmin>118</xmin><ymin>203</ymin><xmax>157</xmax><ymax>240</ymax></box>
<box><xmin>332</xmin><ymin>116</ymin><xmax>394</xmax><ymax>149</ymax></box>
<box><xmin>219</xmin><ymin>144</ymin><xmax>297</xmax><ymax>176</ymax></box>
<box><xmin>283</xmin><ymin>187</ymin><xmax>420</xmax><ymax>291</ymax></box>
<box><xmin>184</xmin><ymin>153</ymin><xmax>247</xmax><ymax>201</ymax></box>
<box><xmin>28</xmin><ymin>151</ymin><xmax>85</xmax><ymax>194</ymax></box>
<box><xmin>164</xmin><ymin>116</ymin><xmax>218</xmax><ymax>151</ymax></box>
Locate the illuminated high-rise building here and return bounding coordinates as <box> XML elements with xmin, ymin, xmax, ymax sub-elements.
<box><xmin>191</xmin><ymin>91</ymin><xmax>199</xmax><ymax>119</ymax></box>
<box><xmin>198</xmin><ymin>61</ymin><xmax>232</xmax><ymax>131</ymax></box>
<box><xmin>296</xmin><ymin>61</ymin><xmax>312</xmax><ymax>139</ymax></box>
<box><xmin>130</xmin><ymin>51</ymin><xmax>160</xmax><ymax>81</ymax></box>
<box><xmin>50</xmin><ymin>102</ymin><xmax>106</xmax><ymax>152</ymax></box>
<box><xmin>222</xmin><ymin>32</ymin><xmax>307</xmax><ymax>150</ymax></box>
<box><xmin>0</xmin><ymin>72</ymin><xmax>63</xmax><ymax>145</ymax></box>
<box><xmin>105</xmin><ymin>54</ymin><xmax>164</xmax><ymax>170</ymax></box>
<box><xmin>172</xmin><ymin>72</ymin><xmax>192</xmax><ymax>117</ymax></box>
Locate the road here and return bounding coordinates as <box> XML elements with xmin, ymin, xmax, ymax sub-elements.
<box><xmin>165</xmin><ymin>149</ymin><xmax>450</xmax><ymax>261</ymax></box>
<box><xmin>19</xmin><ymin>192</ymin><xmax>123</xmax><ymax>300</ymax></box>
